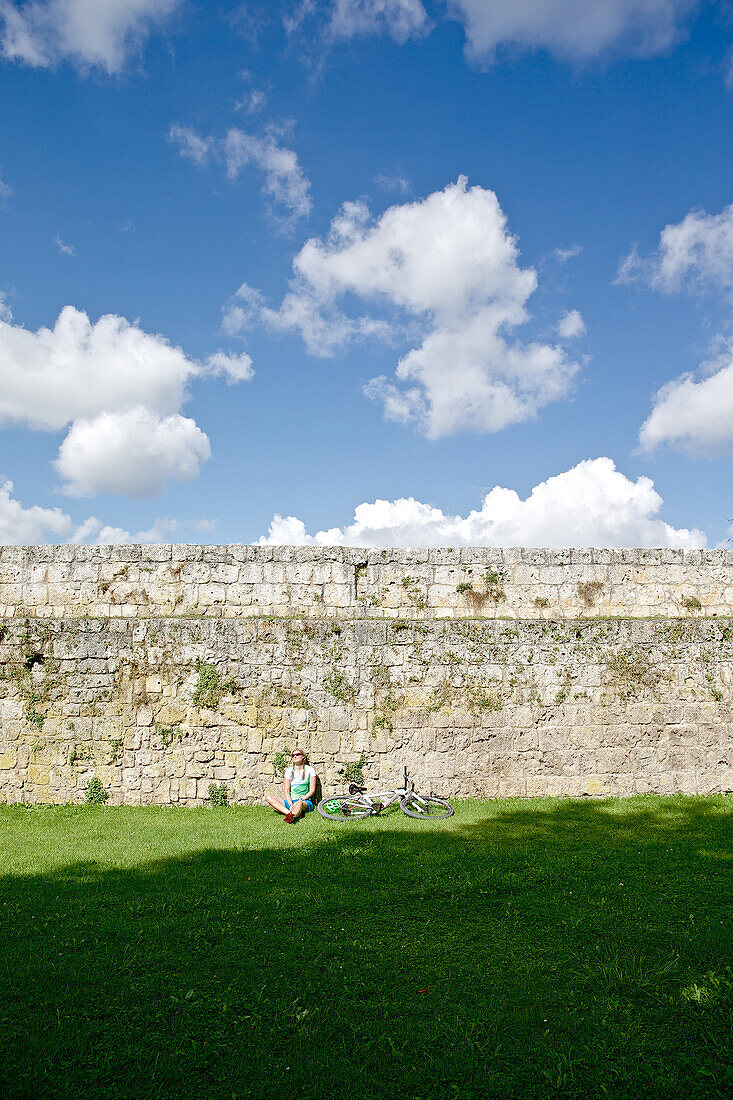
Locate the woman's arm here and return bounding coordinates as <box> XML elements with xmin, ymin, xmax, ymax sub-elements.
<box><xmin>283</xmin><ymin>771</ymin><xmax>291</xmax><ymax>802</ymax></box>
<box><xmin>307</xmin><ymin>771</ymin><xmax>316</xmax><ymax>800</ymax></box>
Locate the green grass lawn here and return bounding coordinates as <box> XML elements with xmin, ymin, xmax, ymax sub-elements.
<box><xmin>0</xmin><ymin>796</ymin><xmax>731</xmax><ymax>1099</ymax></box>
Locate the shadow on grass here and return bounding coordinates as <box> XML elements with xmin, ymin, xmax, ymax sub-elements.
<box><xmin>0</xmin><ymin>797</ymin><xmax>731</xmax><ymax>1099</ymax></box>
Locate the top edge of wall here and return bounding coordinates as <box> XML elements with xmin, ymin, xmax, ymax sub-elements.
<box><xmin>0</xmin><ymin>545</ymin><xmax>730</xmax><ymax>565</ymax></box>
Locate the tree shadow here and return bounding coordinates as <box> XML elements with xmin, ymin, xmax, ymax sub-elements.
<box><xmin>0</xmin><ymin>796</ymin><xmax>730</xmax><ymax>1099</ymax></box>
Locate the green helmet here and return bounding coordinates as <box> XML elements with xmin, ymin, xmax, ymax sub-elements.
<box><xmin>323</xmin><ymin>799</ymin><xmax>342</xmax><ymax>814</ymax></box>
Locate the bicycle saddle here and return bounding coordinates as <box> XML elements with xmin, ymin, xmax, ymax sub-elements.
<box><xmin>348</xmin><ymin>783</ymin><xmax>366</xmax><ymax>794</ymax></box>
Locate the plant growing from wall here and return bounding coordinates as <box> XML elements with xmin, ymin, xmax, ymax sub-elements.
<box><xmin>390</xmin><ymin>620</ymin><xmax>411</xmax><ymax>634</ymax></box>
<box><xmin>272</xmin><ymin>748</ymin><xmax>292</xmax><ymax>776</ymax></box>
<box><xmin>85</xmin><ymin>777</ymin><xmax>107</xmax><ymax>804</ymax></box>
<box><xmin>284</xmin><ymin>623</ymin><xmax>314</xmax><ymax>670</ymax></box>
<box><xmin>483</xmin><ymin>569</ymin><xmax>506</xmax><ymax>603</ymax></box>
<box><xmin>681</xmin><ymin>595</ymin><xmax>702</xmax><ymax>613</ymax></box>
<box><xmin>603</xmin><ymin>646</ymin><xmax>662</xmax><ymax>701</ymax></box>
<box><xmin>401</xmin><ymin>575</ymin><xmax>426</xmax><ymax>611</ymax></box>
<box><xmin>68</xmin><ymin>743</ymin><xmax>90</xmax><ymax>767</ymax></box>
<box><xmin>371</xmin><ymin>712</ymin><xmax>392</xmax><ymax>732</ymax></box>
<box><xmin>554</xmin><ymin>668</ymin><xmax>574</xmax><ymax>705</ymax></box>
<box><xmin>428</xmin><ymin>673</ymin><xmax>503</xmax><ymax>715</ymax></box>
<box><xmin>577</xmin><ymin>580</ymin><xmax>604</xmax><ymax>608</ymax></box>
<box><xmin>208</xmin><ymin>782</ymin><xmax>229</xmax><ymax>807</ymax></box>
<box><xmin>192</xmin><ymin>659</ymin><xmax>232</xmax><ymax>708</ymax></box>
<box><xmin>157</xmin><ymin>725</ymin><xmax>183</xmax><ymax>748</ymax></box>
<box><xmin>324</xmin><ymin>670</ymin><xmax>356</xmax><ymax>705</ymax></box>
<box><xmin>354</xmin><ymin>562</ymin><xmax>368</xmax><ymax>598</ymax></box>
<box><xmin>370</xmin><ymin>661</ymin><xmax>403</xmax><ymax>733</ymax></box>
<box><xmin>371</xmin><ymin>688</ymin><xmax>401</xmax><ymax>732</ymax></box>
<box><xmin>0</xmin><ymin>622</ymin><xmax>58</xmax><ymax>732</ymax></box>
<box><xmin>464</xmin><ymin>680</ymin><xmax>503</xmax><ymax>714</ymax></box>
<box><xmin>99</xmin><ymin>565</ymin><xmax>130</xmax><ymax>595</ymax></box>
<box><xmin>456</xmin><ymin>569</ymin><xmax>506</xmax><ymax>608</ymax></box>
<box><xmin>428</xmin><ymin>678</ymin><xmax>453</xmax><ymax>712</ymax></box>
<box><xmin>338</xmin><ymin>752</ymin><xmax>367</xmax><ymax>786</ymax></box>
<box><xmin>257</xmin><ymin>685</ymin><xmax>312</xmax><ymax>709</ymax></box>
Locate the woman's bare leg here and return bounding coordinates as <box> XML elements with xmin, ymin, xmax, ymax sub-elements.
<box><xmin>265</xmin><ymin>795</ymin><xmax>288</xmax><ymax>814</ymax></box>
<box><xmin>290</xmin><ymin>799</ymin><xmax>306</xmax><ymax>820</ymax></box>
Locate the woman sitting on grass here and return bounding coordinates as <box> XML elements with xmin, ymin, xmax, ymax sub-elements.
<box><xmin>265</xmin><ymin>749</ymin><xmax>316</xmax><ymax>824</ymax></box>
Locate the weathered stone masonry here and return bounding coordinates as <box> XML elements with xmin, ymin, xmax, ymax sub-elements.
<box><xmin>0</xmin><ymin>545</ymin><xmax>731</xmax><ymax>803</ymax></box>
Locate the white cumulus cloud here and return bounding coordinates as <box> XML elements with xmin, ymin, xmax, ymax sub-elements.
<box><xmin>0</xmin><ymin>476</ymin><xmax>73</xmax><ymax>542</ymax></box>
<box><xmin>445</xmin><ymin>0</ymin><xmax>699</xmax><ymax>64</ymax></box>
<box><xmin>0</xmin><ymin>305</ymin><xmax>195</xmax><ymax>430</ymax></box>
<box><xmin>258</xmin><ymin>458</ymin><xmax>705</xmax><ymax>548</ymax></box>
<box><xmin>170</xmin><ymin>123</ymin><xmax>312</xmax><ymax>224</ymax></box>
<box><xmin>329</xmin><ymin>0</ymin><xmax>431</xmax><ymax>42</ymax></box>
<box><xmin>205</xmin><ymin>349</ymin><xmax>254</xmax><ymax>384</ymax></box>
<box><xmin>619</xmin><ymin>204</ymin><xmax>733</xmax><ymax>454</ymax></box>
<box><xmin>70</xmin><ymin>514</ymin><xmax>216</xmax><ymax>545</ymax></box>
<box><xmin>557</xmin><ymin>309</ymin><xmax>586</xmax><ymax>339</ymax></box>
<box><xmin>0</xmin><ymin>0</ymin><xmax>181</xmax><ymax>72</ymax></box>
<box><xmin>225</xmin><ymin>177</ymin><xmax>580</xmax><ymax>439</ymax></box>
<box><xmin>639</xmin><ymin>355</ymin><xmax>733</xmax><ymax>455</ymax></box>
<box><xmin>55</xmin><ymin>407</ymin><xmax>211</xmax><ymax>498</ymax></box>
<box><xmin>0</xmin><ymin>475</ymin><xmax>216</xmax><ymax>545</ymax></box>
<box><xmin>618</xmin><ymin>204</ymin><xmax>733</xmax><ymax>295</ymax></box>
<box><xmin>0</xmin><ymin>304</ymin><xmax>251</xmax><ymax>496</ymax></box>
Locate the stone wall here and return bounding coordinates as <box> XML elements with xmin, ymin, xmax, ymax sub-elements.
<box><xmin>1</xmin><ymin>545</ymin><xmax>732</xmax><ymax>620</ymax></box>
<box><xmin>0</xmin><ymin>546</ymin><xmax>731</xmax><ymax>804</ymax></box>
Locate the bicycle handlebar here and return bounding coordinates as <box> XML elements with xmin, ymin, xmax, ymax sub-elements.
<box><xmin>347</xmin><ymin>770</ymin><xmax>411</xmax><ymax>797</ymax></box>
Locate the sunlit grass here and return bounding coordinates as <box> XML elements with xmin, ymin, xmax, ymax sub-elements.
<box><xmin>0</xmin><ymin>794</ymin><xmax>730</xmax><ymax>1098</ymax></box>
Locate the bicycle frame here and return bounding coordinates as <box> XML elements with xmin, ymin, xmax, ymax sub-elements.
<box><xmin>319</xmin><ymin>766</ymin><xmax>453</xmax><ymax>821</ymax></box>
<box><xmin>345</xmin><ymin>768</ymin><xmax>432</xmax><ymax>815</ymax></box>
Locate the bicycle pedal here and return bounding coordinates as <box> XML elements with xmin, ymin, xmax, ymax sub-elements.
<box><xmin>372</xmin><ymin>802</ymin><xmax>384</xmax><ymax>815</ymax></box>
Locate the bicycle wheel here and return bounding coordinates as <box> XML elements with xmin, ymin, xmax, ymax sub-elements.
<box><xmin>400</xmin><ymin>793</ymin><xmax>454</xmax><ymax>819</ymax></box>
<box><xmin>317</xmin><ymin>794</ymin><xmax>372</xmax><ymax>822</ymax></box>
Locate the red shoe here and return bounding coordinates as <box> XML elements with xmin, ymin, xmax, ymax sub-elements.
<box><xmin>284</xmin><ymin>812</ymin><xmax>294</xmax><ymax>824</ymax></box>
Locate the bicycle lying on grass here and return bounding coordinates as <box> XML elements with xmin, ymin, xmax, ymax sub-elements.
<box><xmin>318</xmin><ymin>768</ymin><xmax>454</xmax><ymax>822</ymax></box>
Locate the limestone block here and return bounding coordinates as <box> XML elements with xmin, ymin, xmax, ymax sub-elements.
<box><xmin>0</xmin><ymin>747</ymin><xmax>17</xmax><ymax>769</ymax></box>
<box><xmin>210</xmin><ymin>564</ymin><xmax>240</xmax><ymax>584</ymax></box>
<box><xmin>316</xmin><ymin>730</ymin><xmax>340</xmax><ymax>754</ymax></box>
<box><xmin>524</xmin><ymin>775</ymin><xmax>561</xmax><ymax>797</ymax></box>
<box><xmin>71</xmin><ymin>563</ymin><xmax>100</xmax><ymax>584</ymax></box>
<box><xmin>27</xmin><ymin>764</ymin><xmax>49</xmax><ymax>787</ymax></box>
<box><xmin>497</xmin><ymin>777</ymin><xmax>525</xmax><ymax>796</ymax></box>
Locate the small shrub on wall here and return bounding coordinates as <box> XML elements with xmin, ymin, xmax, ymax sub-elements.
<box><xmin>85</xmin><ymin>777</ymin><xmax>107</xmax><ymax>805</ymax></box>
<box><xmin>208</xmin><ymin>783</ymin><xmax>228</xmax><ymax>807</ymax></box>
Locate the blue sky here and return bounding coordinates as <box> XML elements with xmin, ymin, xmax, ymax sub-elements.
<box><xmin>1</xmin><ymin>0</ymin><xmax>733</xmax><ymax>547</ymax></box>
